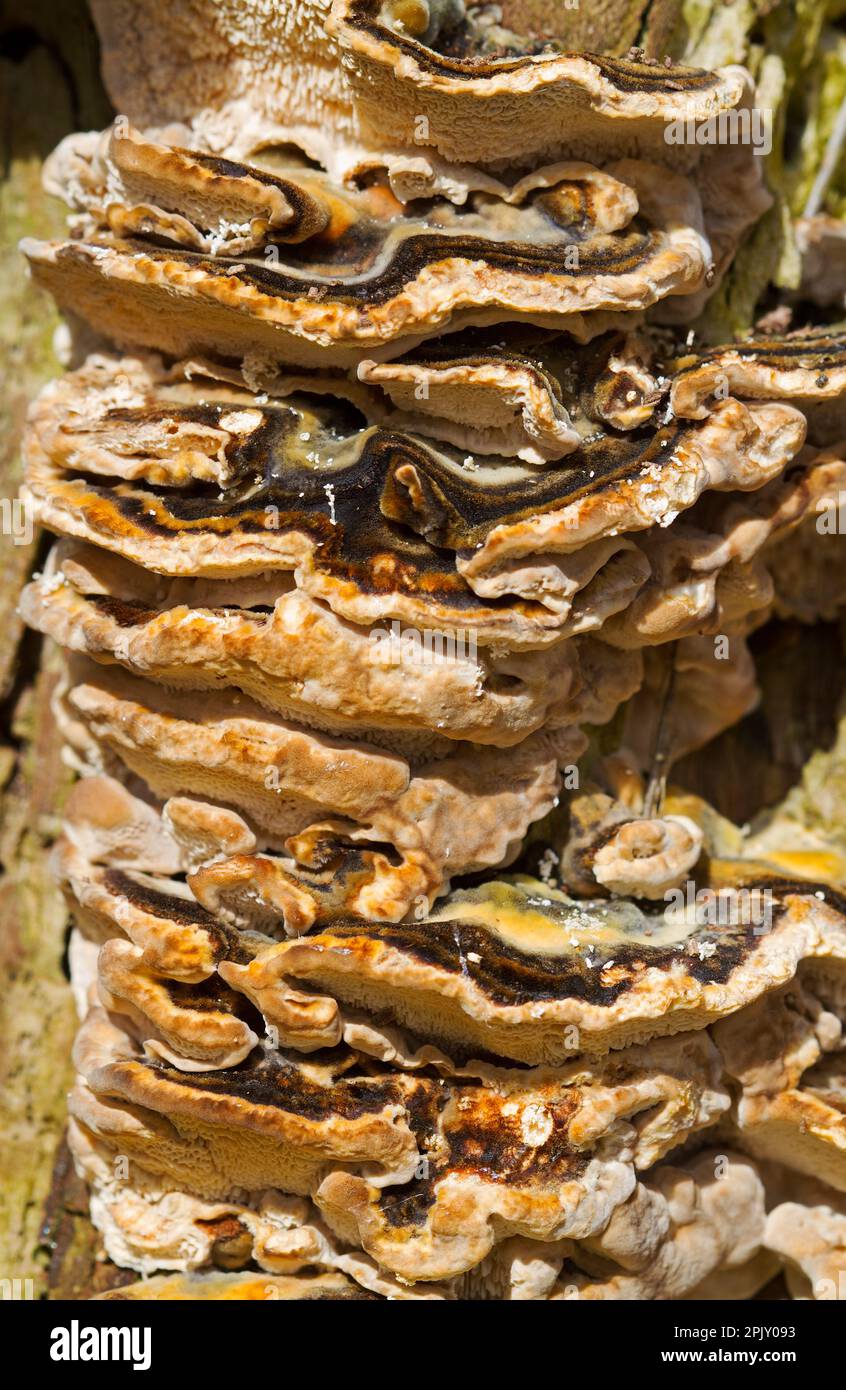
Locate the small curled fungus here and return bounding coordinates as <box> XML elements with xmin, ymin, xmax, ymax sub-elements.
<box><xmin>592</xmin><ymin>815</ymin><xmax>704</xmax><ymax>899</ymax></box>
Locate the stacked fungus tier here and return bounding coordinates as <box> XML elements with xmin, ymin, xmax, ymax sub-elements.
<box><xmin>20</xmin><ymin>0</ymin><xmax>846</xmax><ymax>1299</ymax></box>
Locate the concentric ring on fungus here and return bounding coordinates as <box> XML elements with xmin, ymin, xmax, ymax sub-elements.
<box><xmin>23</xmin><ymin>541</ymin><xmax>641</xmax><ymax>748</ymax></box>
<box><xmin>326</xmin><ymin>2</ymin><xmax>749</xmax><ymax>167</ymax></box>
<box><xmin>69</xmin><ymin>1000</ymin><xmax>731</xmax><ymax>1281</ymax></box>
<box><xmin>22</xmin><ymin>360</ymin><xmax>807</xmax><ymax>643</ymax></box>
<box><xmin>231</xmin><ymin>876</ymin><xmax>846</xmax><ymax>1063</ymax></box>
<box><xmin>22</xmin><ymin>143</ymin><xmax>715</xmax><ymax>367</ymax></box>
<box><xmin>76</xmin><ymin>1143</ymin><xmax>776</xmax><ymax>1298</ymax></box>
<box><xmin>670</xmin><ymin>328</ymin><xmax>846</xmax><ymax>440</ymax></box>
<box><xmin>59</xmin><ymin>661</ymin><xmax>580</xmax><ymax>919</ymax></box>
<box><xmin>84</xmin><ymin>3</ymin><xmax>751</xmax><ymax>175</ymax></box>
<box><xmin>20</xmin><ymin>333</ymin><xmax>665</xmax><ymax>478</ymax></box>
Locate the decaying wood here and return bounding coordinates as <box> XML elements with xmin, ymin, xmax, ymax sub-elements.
<box><xmin>0</xmin><ymin>0</ymin><xmax>842</xmax><ymax>1303</ymax></box>
<box><xmin>0</xmin><ymin>0</ymin><xmax>112</xmax><ymax>1300</ymax></box>
<box><xmin>677</xmin><ymin>618</ymin><xmax>846</xmax><ymax>827</ymax></box>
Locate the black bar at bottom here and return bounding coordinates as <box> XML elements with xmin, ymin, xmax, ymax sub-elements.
<box><xmin>5</xmin><ymin>1293</ymin><xmax>833</xmax><ymax>1376</ymax></box>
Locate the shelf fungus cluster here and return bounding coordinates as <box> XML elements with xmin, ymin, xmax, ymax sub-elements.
<box><xmin>20</xmin><ymin>0</ymin><xmax>846</xmax><ymax>1299</ymax></box>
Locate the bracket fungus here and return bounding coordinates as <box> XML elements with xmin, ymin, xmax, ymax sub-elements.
<box><xmin>18</xmin><ymin>0</ymin><xmax>846</xmax><ymax>1301</ymax></box>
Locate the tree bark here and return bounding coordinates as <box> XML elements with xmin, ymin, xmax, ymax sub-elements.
<box><xmin>0</xmin><ymin>0</ymin><xmax>113</xmax><ymax>1299</ymax></box>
